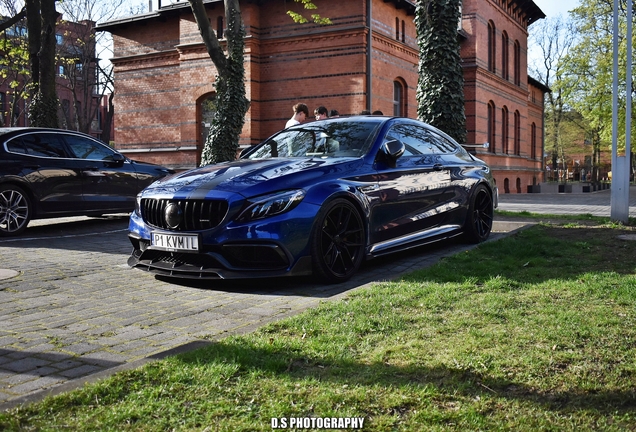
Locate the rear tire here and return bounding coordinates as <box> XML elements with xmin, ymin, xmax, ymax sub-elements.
<box><xmin>311</xmin><ymin>198</ymin><xmax>365</xmax><ymax>283</ymax></box>
<box><xmin>463</xmin><ymin>184</ymin><xmax>493</xmax><ymax>243</ymax></box>
<box><xmin>0</xmin><ymin>185</ymin><xmax>32</xmax><ymax>236</ymax></box>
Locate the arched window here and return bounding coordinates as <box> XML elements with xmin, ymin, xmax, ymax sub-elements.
<box><xmin>396</xmin><ymin>17</ymin><xmax>400</xmax><ymax>40</ymax></box>
<box><xmin>514</xmin><ymin>40</ymin><xmax>521</xmax><ymax>86</ymax></box>
<box><xmin>514</xmin><ymin>110</ymin><xmax>520</xmax><ymax>155</ymax></box>
<box><xmin>487</xmin><ymin>101</ymin><xmax>496</xmax><ymax>152</ymax></box>
<box><xmin>401</xmin><ymin>20</ymin><xmax>405</xmax><ymax>43</ymax></box>
<box><xmin>217</xmin><ymin>16</ymin><xmax>224</xmax><ymax>39</ymax></box>
<box><xmin>501</xmin><ymin>106</ymin><xmax>509</xmax><ymax>154</ymax></box>
<box><xmin>516</xmin><ymin>178</ymin><xmax>521</xmax><ymax>193</ymax></box>
<box><xmin>531</xmin><ymin>122</ymin><xmax>537</xmax><ymax>159</ymax></box>
<box><xmin>393</xmin><ymin>80</ymin><xmax>404</xmax><ymax>116</ymax></box>
<box><xmin>504</xmin><ymin>178</ymin><xmax>510</xmax><ymax>194</ymax></box>
<box><xmin>488</xmin><ymin>21</ymin><xmax>496</xmax><ymax>73</ymax></box>
<box><xmin>501</xmin><ymin>31</ymin><xmax>509</xmax><ymax>80</ymax></box>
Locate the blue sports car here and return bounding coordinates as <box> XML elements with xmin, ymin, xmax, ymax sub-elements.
<box><xmin>127</xmin><ymin>116</ymin><xmax>498</xmax><ymax>283</ymax></box>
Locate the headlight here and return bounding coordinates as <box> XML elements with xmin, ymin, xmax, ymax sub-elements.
<box><xmin>237</xmin><ymin>190</ymin><xmax>305</xmax><ymax>222</ymax></box>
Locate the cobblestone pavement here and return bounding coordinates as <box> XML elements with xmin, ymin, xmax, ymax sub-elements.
<box><xmin>0</xmin><ymin>213</ymin><xmax>527</xmax><ymax>410</ymax></box>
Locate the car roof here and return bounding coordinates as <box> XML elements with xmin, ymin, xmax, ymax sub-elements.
<box><xmin>0</xmin><ymin>127</ymin><xmax>98</xmax><ymax>141</ymax></box>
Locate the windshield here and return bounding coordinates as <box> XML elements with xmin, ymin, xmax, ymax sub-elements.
<box><xmin>243</xmin><ymin>119</ymin><xmax>382</xmax><ymax>159</ymax></box>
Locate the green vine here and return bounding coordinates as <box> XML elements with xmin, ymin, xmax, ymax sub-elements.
<box><xmin>415</xmin><ymin>0</ymin><xmax>466</xmax><ymax>143</ymax></box>
<box><xmin>200</xmin><ymin>7</ymin><xmax>250</xmax><ymax>166</ymax></box>
<box><xmin>28</xmin><ymin>90</ymin><xmax>59</xmax><ymax>128</ymax></box>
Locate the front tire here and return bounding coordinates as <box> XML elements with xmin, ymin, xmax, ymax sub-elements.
<box><xmin>0</xmin><ymin>185</ymin><xmax>32</xmax><ymax>236</ymax></box>
<box><xmin>311</xmin><ymin>198</ymin><xmax>365</xmax><ymax>283</ymax></box>
<box><xmin>463</xmin><ymin>184</ymin><xmax>493</xmax><ymax>243</ymax></box>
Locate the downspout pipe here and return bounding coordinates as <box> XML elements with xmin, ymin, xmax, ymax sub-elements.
<box><xmin>366</xmin><ymin>0</ymin><xmax>372</xmax><ymax>112</ymax></box>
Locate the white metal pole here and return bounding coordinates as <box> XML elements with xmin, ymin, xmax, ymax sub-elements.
<box><xmin>611</xmin><ymin>0</ymin><xmax>630</xmax><ymax>222</ymax></box>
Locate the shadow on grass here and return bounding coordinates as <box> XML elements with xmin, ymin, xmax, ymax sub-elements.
<box><xmin>169</xmin><ymin>338</ymin><xmax>636</xmax><ymax>416</ymax></box>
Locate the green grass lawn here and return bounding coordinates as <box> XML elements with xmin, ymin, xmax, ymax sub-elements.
<box><xmin>1</xmin><ymin>219</ymin><xmax>636</xmax><ymax>431</ymax></box>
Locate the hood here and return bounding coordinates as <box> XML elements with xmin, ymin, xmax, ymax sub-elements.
<box><xmin>145</xmin><ymin>157</ymin><xmax>362</xmax><ymax>199</ymax></box>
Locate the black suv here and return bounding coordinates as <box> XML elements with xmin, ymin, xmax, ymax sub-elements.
<box><xmin>0</xmin><ymin>128</ymin><xmax>174</xmax><ymax>236</ymax></box>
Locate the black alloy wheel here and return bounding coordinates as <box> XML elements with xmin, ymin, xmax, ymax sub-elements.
<box><xmin>463</xmin><ymin>184</ymin><xmax>494</xmax><ymax>244</ymax></box>
<box><xmin>311</xmin><ymin>198</ymin><xmax>365</xmax><ymax>283</ymax></box>
<box><xmin>0</xmin><ymin>185</ymin><xmax>32</xmax><ymax>236</ymax></box>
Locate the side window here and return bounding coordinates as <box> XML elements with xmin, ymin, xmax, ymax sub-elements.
<box><xmin>64</xmin><ymin>135</ymin><xmax>116</xmax><ymax>161</ymax></box>
<box><xmin>385</xmin><ymin>124</ymin><xmax>435</xmax><ymax>156</ymax></box>
<box><xmin>9</xmin><ymin>133</ymin><xmax>69</xmax><ymax>158</ymax></box>
<box><xmin>427</xmin><ymin>130</ymin><xmax>459</xmax><ymax>154</ymax></box>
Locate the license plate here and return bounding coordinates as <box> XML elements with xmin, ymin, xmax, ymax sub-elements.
<box><xmin>151</xmin><ymin>232</ymin><xmax>199</xmax><ymax>252</ymax></box>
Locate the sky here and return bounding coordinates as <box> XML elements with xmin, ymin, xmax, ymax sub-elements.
<box><xmin>532</xmin><ymin>0</ymin><xmax>580</xmax><ymax>19</ymax></box>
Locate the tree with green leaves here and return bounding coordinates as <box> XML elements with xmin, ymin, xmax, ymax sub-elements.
<box><xmin>415</xmin><ymin>0</ymin><xmax>465</xmax><ymax>144</ymax></box>
<box><xmin>561</xmin><ymin>0</ymin><xmax>635</xmax><ymax>182</ymax></box>
<box><xmin>0</xmin><ymin>23</ymin><xmax>31</xmax><ymax>126</ymax></box>
<box><xmin>286</xmin><ymin>0</ymin><xmax>330</xmax><ymax>24</ymax></box>
<box><xmin>529</xmin><ymin>15</ymin><xmax>582</xmax><ymax>183</ymax></box>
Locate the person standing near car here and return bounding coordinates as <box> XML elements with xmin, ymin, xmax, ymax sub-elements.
<box><xmin>285</xmin><ymin>103</ymin><xmax>309</xmax><ymax>128</ymax></box>
<box><xmin>314</xmin><ymin>106</ymin><xmax>329</xmax><ymax>120</ymax></box>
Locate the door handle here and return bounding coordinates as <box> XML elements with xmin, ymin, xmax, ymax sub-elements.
<box><xmin>23</xmin><ymin>164</ymin><xmax>40</xmax><ymax>170</ymax></box>
<box><xmin>433</xmin><ymin>163</ymin><xmax>444</xmax><ymax>171</ymax></box>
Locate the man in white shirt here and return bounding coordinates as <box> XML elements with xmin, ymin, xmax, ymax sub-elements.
<box><xmin>285</xmin><ymin>103</ymin><xmax>309</xmax><ymax>128</ymax></box>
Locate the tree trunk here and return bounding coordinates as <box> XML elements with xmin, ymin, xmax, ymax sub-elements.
<box><xmin>188</xmin><ymin>0</ymin><xmax>249</xmax><ymax>165</ymax></box>
<box><xmin>27</xmin><ymin>0</ymin><xmax>59</xmax><ymax>128</ymax></box>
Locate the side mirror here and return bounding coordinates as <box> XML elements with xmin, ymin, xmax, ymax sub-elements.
<box><xmin>112</xmin><ymin>153</ymin><xmax>125</xmax><ymax>164</ymax></box>
<box><xmin>376</xmin><ymin>139</ymin><xmax>405</xmax><ymax>168</ymax></box>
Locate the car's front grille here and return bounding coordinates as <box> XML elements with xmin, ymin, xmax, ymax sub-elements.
<box><xmin>141</xmin><ymin>198</ymin><xmax>228</xmax><ymax>231</ymax></box>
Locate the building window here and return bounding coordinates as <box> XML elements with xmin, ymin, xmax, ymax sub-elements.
<box><xmin>401</xmin><ymin>20</ymin><xmax>405</xmax><ymax>43</ymax></box>
<box><xmin>393</xmin><ymin>81</ymin><xmax>403</xmax><ymax>116</ymax></box>
<box><xmin>488</xmin><ymin>21</ymin><xmax>496</xmax><ymax>73</ymax></box>
<box><xmin>514</xmin><ymin>40</ymin><xmax>521</xmax><ymax>86</ymax></box>
<box><xmin>501</xmin><ymin>106</ymin><xmax>509</xmax><ymax>153</ymax></box>
<box><xmin>488</xmin><ymin>101</ymin><xmax>496</xmax><ymax>152</ymax></box>
<box><xmin>502</xmin><ymin>31</ymin><xmax>509</xmax><ymax>80</ymax></box>
<box><xmin>514</xmin><ymin>110</ymin><xmax>520</xmax><ymax>155</ymax></box>
<box><xmin>56</xmin><ymin>33</ymin><xmax>63</xmax><ymax>45</ymax></box>
<box><xmin>531</xmin><ymin>122</ymin><xmax>537</xmax><ymax>159</ymax></box>
<box><xmin>217</xmin><ymin>16</ymin><xmax>224</xmax><ymax>39</ymax></box>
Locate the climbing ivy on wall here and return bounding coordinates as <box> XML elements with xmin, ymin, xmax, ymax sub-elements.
<box><xmin>199</xmin><ymin>6</ymin><xmax>249</xmax><ymax>165</ymax></box>
<box><xmin>415</xmin><ymin>0</ymin><xmax>466</xmax><ymax>144</ymax></box>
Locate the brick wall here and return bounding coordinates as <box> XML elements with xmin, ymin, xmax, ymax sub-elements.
<box><xmin>103</xmin><ymin>0</ymin><xmax>547</xmax><ymax>192</ymax></box>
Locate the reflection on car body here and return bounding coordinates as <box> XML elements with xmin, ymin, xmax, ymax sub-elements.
<box><xmin>0</xmin><ymin>127</ymin><xmax>174</xmax><ymax>236</ymax></box>
<box><xmin>128</xmin><ymin>116</ymin><xmax>498</xmax><ymax>284</ymax></box>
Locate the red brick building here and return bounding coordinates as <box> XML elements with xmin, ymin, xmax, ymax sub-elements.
<box><xmin>97</xmin><ymin>0</ymin><xmax>547</xmax><ymax>193</ymax></box>
<box><xmin>0</xmin><ymin>17</ymin><xmax>108</xmax><ymax>138</ymax></box>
